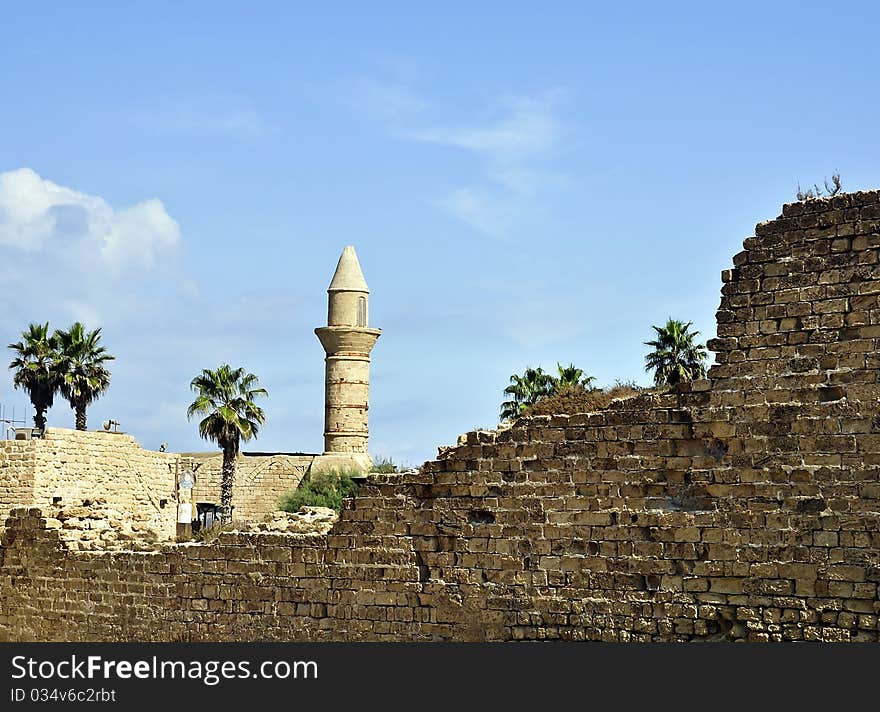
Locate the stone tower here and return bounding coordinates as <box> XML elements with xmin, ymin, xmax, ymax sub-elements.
<box><xmin>314</xmin><ymin>246</ymin><xmax>381</xmax><ymax>472</ymax></box>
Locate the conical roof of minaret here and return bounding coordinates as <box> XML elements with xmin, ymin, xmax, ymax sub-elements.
<box><xmin>328</xmin><ymin>245</ymin><xmax>370</xmax><ymax>292</ymax></box>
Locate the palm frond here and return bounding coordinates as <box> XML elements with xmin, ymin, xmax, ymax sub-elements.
<box><xmin>643</xmin><ymin>318</ymin><xmax>708</xmax><ymax>387</ymax></box>
<box><xmin>188</xmin><ymin>365</ymin><xmax>269</xmax><ymax>448</ymax></box>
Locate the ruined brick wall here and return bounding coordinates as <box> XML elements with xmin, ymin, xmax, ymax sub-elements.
<box><xmin>31</xmin><ymin>498</ymin><xmax>167</xmax><ymax>551</ymax></box>
<box><xmin>0</xmin><ymin>429</ymin><xmax>179</xmax><ymax>539</ymax></box>
<box><xmin>184</xmin><ymin>452</ymin><xmax>314</xmax><ymax>521</ymax></box>
<box><xmin>1</xmin><ymin>192</ymin><xmax>880</xmax><ymax>642</ymax></box>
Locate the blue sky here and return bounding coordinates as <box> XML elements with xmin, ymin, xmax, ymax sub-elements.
<box><xmin>1</xmin><ymin>2</ymin><xmax>878</xmax><ymax>466</ymax></box>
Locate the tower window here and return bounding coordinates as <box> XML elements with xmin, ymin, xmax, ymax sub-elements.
<box><xmin>357</xmin><ymin>296</ymin><xmax>367</xmax><ymax>327</ymax></box>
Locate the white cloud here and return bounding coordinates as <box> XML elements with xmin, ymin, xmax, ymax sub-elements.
<box><xmin>337</xmin><ymin>70</ymin><xmax>572</xmax><ymax>241</ymax></box>
<box><xmin>392</xmin><ymin>91</ymin><xmax>567</xmax><ymax>237</ymax></box>
<box><xmin>101</xmin><ymin>198</ymin><xmax>180</xmax><ymax>270</ymax></box>
<box><xmin>438</xmin><ymin>188</ymin><xmax>514</xmax><ymax>238</ymax></box>
<box><xmin>344</xmin><ymin>76</ymin><xmax>427</xmax><ymax>123</ymax></box>
<box><xmin>0</xmin><ymin>170</ymin><xmax>321</xmax><ymax>454</ymax></box>
<box><xmin>59</xmin><ymin>300</ymin><xmax>104</xmax><ymax>329</ymax></box>
<box><xmin>488</xmin><ymin>168</ymin><xmax>556</xmax><ymax>197</ymax></box>
<box><xmin>0</xmin><ymin>167</ymin><xmax>180</xmax><ymax>272</ymax></box>
<box><xmin>0</xmin><ymin>167</ymin><xmax>102</xmax><ymax>250</ymax></box>
<box><xmin>131</xmin><ymin>95</ymin><xmax>271</xmax><ymax>138</ymax></box>
<box><xmin>437</xmin><ymin>169</ymin><xmax>570</xmax><ymax>237</ymax></box>
<box><xmin>410</xmin><ymin>95</ymin><xmax>562</xmax><ymax>164</ymax></box>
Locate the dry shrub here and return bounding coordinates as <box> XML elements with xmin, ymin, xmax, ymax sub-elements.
<box><xmin>526</xmin><ymin>383</ymin><xmax>649</xmax><ymax>416</ymax></box>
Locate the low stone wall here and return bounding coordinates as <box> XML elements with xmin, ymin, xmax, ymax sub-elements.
<box><xmin>184</xmin><ymin>452</ymin><xmax>314</xmax><ymax>521</ymax></box>
<box><xmin>231</xmin><ymin>506</ymin><xmax>338</xmax><ymax>535</ymax></box>
<box><xmin>40</xmin><ymin>498</ymin><xmax>164</xmax><ymax>551</ymax></box>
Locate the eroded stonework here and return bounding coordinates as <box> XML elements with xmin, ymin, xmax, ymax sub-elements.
<box><xmin>2</xmin><ymin>192</ymin><xmax>880</xmax><ymax>641</ymax></box>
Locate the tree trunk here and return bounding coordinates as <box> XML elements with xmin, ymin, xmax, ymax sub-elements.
<box><xmin>75</xmin><ymin>405</ymin><xmax>87</xmax><ymax>431</ymax></box>
<box><xmin>33</xmin><ymin>408</ymin><xmax>46</xmax><ymax>431</ymax></box>
<box><xmin>220</xmin><ymin>444</ymin><xmax>236</xmax><ymax>516</ymax></box>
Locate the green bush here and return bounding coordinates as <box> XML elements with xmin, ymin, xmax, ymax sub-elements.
<box><xmin>371</xmin><ymin>456</ymin><xmax>400</xmax><ymax>474</ymax></box>
<box><xmin>279</xmin><ymin>467</ymin><xmax>362</xmax><ymax>513</ymax></box>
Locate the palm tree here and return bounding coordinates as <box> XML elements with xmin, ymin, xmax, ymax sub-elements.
<box><xmin>500</xmin><ymin>366</ymin><xmax>554</xmax><ymax>420</ymax></box>
<box><xmin>7</xmin><ymin>322</ymin><xmax>60</xmax><ymax>430</ymax></box>
<box><xmin>644</xmin><ymin>319</ymin><xmax>707</xmax><ymax>386</ymax></box>
<box><xmin>550</xmin><ymin>362</ymin><xmax>596</xmax><ymax>393</ymax></box>
<box><xmin>187</xmin><ymin>364</ymin><xmax>268</xmax><ymax>515</ymax></box>
<box><xmin>54</xmin><ymin>322</ymin><xmax>115</xmax><ymax>430</ymax></box>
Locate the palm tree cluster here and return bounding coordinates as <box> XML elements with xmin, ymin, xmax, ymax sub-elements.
<box><xmin>7</xmin><ymin>322</ymin><xmax>114</xmax><ymax>431</ymax></box>
<box><xmin>9</xmin><ymin>323</ymin><xmax>268</xmax><ymax>516</ymax></box>
<box><xmin>187</xmin><ymin>364</ymin><xmax>268</xmax><ymax>514</ymax></box>
<box><xmin>501</xmin><ymin>319</ymin><xmax>708</xmax><ymax>421</ymax></box>
<box><xmin>501</xmin><ymin>362</ymin><xmax>596</xmax><ymax>420</ymax></box>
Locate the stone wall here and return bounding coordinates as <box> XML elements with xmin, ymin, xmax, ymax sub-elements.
<box><xmin>37</xmin><ymin>498</ymin><xmax>166</xmax><ymax>551</ymax></box>
<box><xmin>2</xmin><ymin>192</ymin><xmax>880</xmax><ymax>642</ymax></box>
<box><xmin>0</xmin><ymin>431</ymin><xmax>312</xmax><ymax>536</ymax></box>
<box><xmin>184</xmin><ymin>452</ymin><xmax>314</xmax><ymax>522</ymax></box>
<box><xmin>0</xmin><ymin>428</ymin><xmax>178</xmax><ymax>538</ymax></box>
<box><xmin>0</xmin><ymin>440</ymin><xmax>36</xmax><ymax>517</ymax></box>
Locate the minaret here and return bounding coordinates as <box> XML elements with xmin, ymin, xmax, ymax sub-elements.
<box><xmin>314</xmin><ymin>246</ymin><xmax>381</xmax><ymax>472</ymax></box>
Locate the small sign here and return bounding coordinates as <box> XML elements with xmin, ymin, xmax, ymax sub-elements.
<box><xmin>177</xmin><ymin>502</ymin><xmax>192</xmax><ymax>524</ymax></box>
<box><xmin>178</xmin><ymin>471</ymin><xmax>196</xmax><ymax>490</ymax></box>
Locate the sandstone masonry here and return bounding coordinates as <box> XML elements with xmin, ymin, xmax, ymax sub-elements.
<box><xmin>0</xmin><ymin>429</ymin><xmax>315</xmax><ymax>536</ymax></box>
<box><xmin>183</xmin><ymin>451</ymin><xmax>313</xmax><ymax>522</ymax></box>
<box><xmin>0</xmin><ymin>428</ymin><xmax>178</xmax><ymax>539</ymax></box>
<box><xmin>2</xmin><ymin>192</ymin><xmax>880</xmax><ymax>641</ymax></box>
<box><xmin>314</xmin><ymin>245</ymin><xmax>381</xmax><ymax>472</ymax></box>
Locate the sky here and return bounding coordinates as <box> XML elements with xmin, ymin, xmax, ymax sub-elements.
<box><xmin>1</xmin><ymin>2</ymin><xmax>879</xmax><ymax>467</ymax></box>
